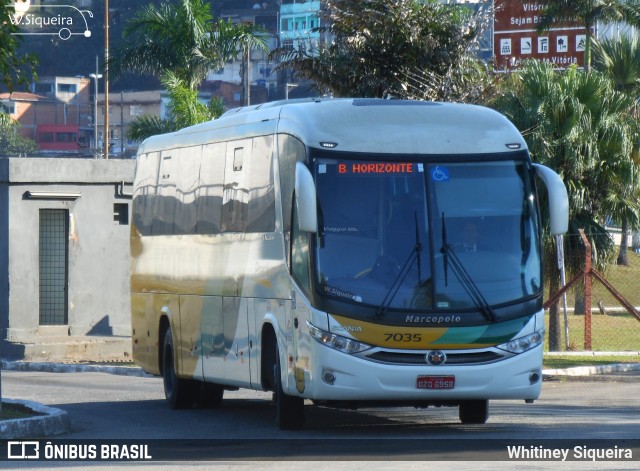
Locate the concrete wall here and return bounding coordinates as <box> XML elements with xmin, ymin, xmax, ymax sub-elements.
<box><xmin>0</xmin><ymin>158</ymin><xmax>135</xmax><ymax>343</ymax></box>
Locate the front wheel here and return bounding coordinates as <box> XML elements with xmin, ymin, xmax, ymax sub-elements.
<box><xmin>459</xmin><ymin>399</ymin><xmax>489</xmax><ymax>424</ymax></box>
<box><xmin>273</xmin><ymin>346</ymin><xmax>305</xmax><ymax>430</ymax></box>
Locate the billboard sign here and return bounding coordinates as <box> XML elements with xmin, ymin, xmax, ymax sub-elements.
<box><xmin>493</xmin><ymin>1</ymin><xmax>589</xmax><ymax>70</ymax></box>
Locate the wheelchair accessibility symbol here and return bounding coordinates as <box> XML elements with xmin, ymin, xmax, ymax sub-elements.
<box><xmin>431</xmin><ymin>166</ymin><xmax>450</xmax><ymax>182</ymax></box>
<box><xmin>8</xmin><ymin>1</ymin><xmax>93</xmax><ymax>40</ymax></box>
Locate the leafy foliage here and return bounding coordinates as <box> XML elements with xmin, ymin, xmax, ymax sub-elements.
<box><xmin>492</xmin><ymin>61</ymin><xmax>639</xmax><ymax>275</ymax></box>
<box><xmin>126</xmin><ymin>73</ymin><xmax>226</xmax><ymax>142</ymax></box>
<box><xmin>109</xmin><ymin>0</ymin><xmax>268</xmax><ymax>91</ymax></box>
<box><xmin>0</xmin><ymin>1</ymin><xmax>38</xmax><ymax>90</ymax></box>
<box><xmin>536</xmin><ymin>0</ymin><xmax>640</xmax><ymax>71</ymax></box>
<box><xmin>272</xmin><ymin>0</ymin><xmax>494</xmax><ymax>101</ymax></box>
<box><xmin>592</xmin><ymin>35</ymin><xmax>640</xmax><ymax>264</ymax></box>
<box><xmin>0</xmin><ymin>113</ymin><xmax>37</xmax><ymax>156</ymax></box>
<box><xmin>113</xmin><ymin>0</ymin><xmax>267</xmax><ymax>140</ymax></box>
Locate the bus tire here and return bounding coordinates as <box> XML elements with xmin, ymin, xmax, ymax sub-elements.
<box><xmin>162</xmin><ymin>327</ymin><xmax>195</xmax><ymax>409</ymax></box>
<box><xmin>459</xmin><ymin>399</ymin><xmax>489</xmax><ymax>424</ymax></box>
<box><xmin>274</xmin><ymin>346</ymin><xmax>305</xmax><ymax>430</ymax></box>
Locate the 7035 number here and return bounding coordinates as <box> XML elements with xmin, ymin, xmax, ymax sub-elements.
<box><xmin>384</xmin><ymin>333</ymin><xmax>422</xmax><ymax>343</ymax></box>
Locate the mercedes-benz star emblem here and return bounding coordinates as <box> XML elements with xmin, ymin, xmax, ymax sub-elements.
<box><xmin>427</xmin><ymin>350</ymin><xmax>446</xmax><ymax>366</ymax></box>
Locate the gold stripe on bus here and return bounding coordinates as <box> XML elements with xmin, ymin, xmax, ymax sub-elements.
<box><xmin>330</xmin><ymin>315</ymin><xmax>448</xmax><ymax>350</ymax></box>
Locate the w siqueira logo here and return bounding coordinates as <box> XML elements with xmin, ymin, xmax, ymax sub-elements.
<box><xmin>7</xmin><ymin>1</ymin><xmax>93</xmax><ymax>40</ymax></box>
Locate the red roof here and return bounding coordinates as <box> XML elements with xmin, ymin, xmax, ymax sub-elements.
<box><xmin>0</xmin><ymin>91</ymin><xmax>47</xmax><ymax>101</ymax></box>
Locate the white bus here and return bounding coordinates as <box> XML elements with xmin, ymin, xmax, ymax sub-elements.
<box><xmin>130</xmin><ymin>98</ymin><xmax>568</xmax><ymax>429</ymax></box>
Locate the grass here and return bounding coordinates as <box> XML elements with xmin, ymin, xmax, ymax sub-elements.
<box><xmin>543</xmin><ymin>354</ymin><xmax>640</xmax><ymax>370</ymax></box>
<box><xmin>545</xmin><ymin>249</ymin><xmax>640</xmax><ymax>353</ymax></box>
<box><xmin>591</xmin><ymin>250</ymin><xmax>640</xmax><ymax>307</ymax></box>
<box><xmin>551</xmin><ymin>250</ymin><xmax>640</xmax><ymax>309</ymax></box>
<box><xmin>0</xmin><ymin>402</ymin><xmax>43</xmax><ymax>421</ymax></box>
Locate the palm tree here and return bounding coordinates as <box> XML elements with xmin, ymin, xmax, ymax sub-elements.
<box><xmin>536</xmin><ymin>0</ymin><xmax>640</xmax><ymax>72</ymax></box>
<box><xmin>109</xmin><ymin>0</ymin><xmax>268</xmax><ymax>139</ymax></box>
<box><xmin>593</xmin><ymin>36</ymin><xmax>640</xmax><ymax>266</ymax></box>
<box><xmin>491</xmin><ymin>61</ymin><xmax>637</xmax><ymax>349</ymax></box>
<box><xmin>126</xmin><ymin>72</ymin><xmax>226</xmax><ymax>142</ymax></box>
<box><xmin>110</xmin><ymin>1</ymin><xmax>268</xmax><ymax>91</ymax></box>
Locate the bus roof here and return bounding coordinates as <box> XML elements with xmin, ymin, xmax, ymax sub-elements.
<box><xmin>137</xmin><ymin>98</ymin><xmax>527</xmax><ymax>156</ymax></box>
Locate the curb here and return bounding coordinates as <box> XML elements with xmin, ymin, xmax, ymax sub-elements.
<box><xmin>1</xmin><ymin>361</ymin><xmax>150</xmax><ymax>440</ymax></box>
<box><xmin>0</xmin><ymin>399</ymin><xmax>71</xmax><ymax>439</ymax></box>
<box><xmin>542</xmin><ymin>362</ymin><xmax>640</xmax><ymax>378</ymax></box>
<box><xmin>1</xmin><ymin>360</ymin><xmax>149</xmax><ymax>377</ymax></box>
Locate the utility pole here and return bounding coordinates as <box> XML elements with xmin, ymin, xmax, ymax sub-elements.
<box><xmin>120</xmin><ymin>91</ymin><xmax>124</xmax><ymax>155</ymax></box>
<box><xmin>89</xmin><ymin>56</ymin><xmax>102</xmax><ymax>158</ymax></box>
<box><xmin>103</xmin><ymin>0</ymin><xmax>109</xmax><ymax>159</ymax></box>
<box><xmin>246</xmin><ymin>46</ymin><xmax>251</xmax><ymax>106</ymax></box>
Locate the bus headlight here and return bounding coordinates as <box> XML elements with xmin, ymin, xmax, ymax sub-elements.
<box><xmin>307</xmin><ymin>322</ymin><xmax>373</xmax><ymax>354</ymax></box>
<box><xmin>498</xmin><ymin>330</ymin><xmax>544</xmax><ymax>354</ymax></box>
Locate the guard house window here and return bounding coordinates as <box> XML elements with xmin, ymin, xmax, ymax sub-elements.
<box><xmin>114</xmin><ymin>203</ymin><xmax>129</xmax><ymax>225</ymax></box>
<box><xmin>34</xmin><ymin>83</ymin><xmax>54</xmax><ymax>95</ymax></box>
<box><xmin>0</xmin><ymin>100</ymin><xmax>15</xmax><ymax>114</ymax></box>
<box><xmin>57</xmin><ymin>83</ymin><xmax>77</xmax><ymax>94</ymax></box>
<box><xmin>39</xmin><ymin>209</ymin><xmax>69</xmax><ymax>326</ymax></box>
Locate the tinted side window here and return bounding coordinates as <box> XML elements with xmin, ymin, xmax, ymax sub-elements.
<box><xmin>132</xmin><ymin>151</ymin><xmax>160</xmax><ymax>236</ymax></box>
<box><xmin>246</xmin><ymin>135</ymin><xmax>275</xmax><ymax>233</ymax></box>
<box><xmin>152</xmin><ymin>153</ymin><xmax>176</xmax><ymax>235</ymax></box>
<box><xmin>196</xmin><ymin>142</ymin><xmax>225</xmax><ymax>234</ymax></box>
<box><xmin>222</xmin><ymin>141</ymin><xmax>251</xmax><ymax>232</ymax></box>
<box><xmin>173</xmin><ymin>147</ymin><xmax>201</xmax><ymax>235</ymax></box>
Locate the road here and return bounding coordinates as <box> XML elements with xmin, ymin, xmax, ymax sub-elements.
<box><xmin>2</xmin><ymin>369</ymin><xmax>640</xmax><ymax>469</ymax></box>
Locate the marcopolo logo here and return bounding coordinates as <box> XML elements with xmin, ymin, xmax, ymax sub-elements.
<box><xmin>7</xmin><ymin>1</ymin><xmax>93</xmax><ymax>40</ymax></box>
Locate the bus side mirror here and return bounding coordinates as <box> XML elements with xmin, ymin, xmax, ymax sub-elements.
<box><xmin>295</xmin><ymin>162</ymin><xmax>318</xmax><ymax>233</ymax></box>
<box><xmin>533</xmin><ymin>164</ymin><xmax>569</xmax><ymax>235</ymax></box>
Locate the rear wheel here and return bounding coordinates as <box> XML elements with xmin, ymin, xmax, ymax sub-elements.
<box><xmin>459</xmin><ymin>400</ymin><xmax>489</xmax><ymax>424</ymax></box>
<box><xmin>273</xmin><ymin>346</ymin><xmax>305</xmax><ymax>430</ymax></box>
<box><xmin>162</xmin><ymin>327</ymin><xmax>195</xmax><ymax>409</ymax></box>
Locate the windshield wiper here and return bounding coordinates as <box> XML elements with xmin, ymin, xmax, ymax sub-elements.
<box><xmin>376</xmin><ymin>212</ymin><xmax>422</xmax><ymax>318</ymax></box>
<box><xmin>440</xmin><ymin>213</ymin><xmax>496</xmax><ymax>322</ymax></box>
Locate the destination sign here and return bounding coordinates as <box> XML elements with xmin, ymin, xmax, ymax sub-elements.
<box><xmin>337</xmin><ymin>162</ymin><xmax>418</xmax><ymax>174</ymax></box>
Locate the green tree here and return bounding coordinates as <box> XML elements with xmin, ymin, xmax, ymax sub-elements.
<box><xmin>127</xmin><ymin>72</ymin><xmax>226</xmax><ymax>142</ymax></box>
<box><xmin>0</xmin><ymin>1</ymin><xmax>38</xmax><ymax>90</ymax></box>
<box><xmin>492</xmin><ymin>61</ymin><xmax>637</xmax><ymax>349</ymax></box>
<box><xmin>110</xmin><ymin>0</ymin><xmax>268</xmax><ymax>90</ymax></box>
<box><xmin>536</xmin><ymin>0</ymin><xmax>640</xmax><ymax>72</ymax></box>
<box><xmin>273</xmin><ymin>0</ymin><xmax>492</xmax><ymax>100</ymax></box>
<box><xmin>111</xmin><ymin>0</ymin><xmax>267</xmax><ymax>139</ymax></box>
<box><xmin>593</xmin><ymin>36</ymin><xmax>640</xmax><ymax>266</ymax></box>
<box><xmin>0</xmin><ymin>113</ymin><xmax>37</xmax><ymax>156</ymax></box>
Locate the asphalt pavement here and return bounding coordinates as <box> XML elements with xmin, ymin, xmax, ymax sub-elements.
<box><xmin>1</xmin><ymin>360</ymin><xmax>640</xmax><ymax>439</ymax></box>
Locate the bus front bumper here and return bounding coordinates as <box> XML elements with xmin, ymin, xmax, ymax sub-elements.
<box><xmin>295</xmin><ymin>342</ymin><xmax>543</xmax><ymax>403</ymax></box>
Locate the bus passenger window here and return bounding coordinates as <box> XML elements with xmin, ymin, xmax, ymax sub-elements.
<box><xmin>196</xmin><ymin>142</ymin><xmax>225</xmax><ymax>234</ymax></box>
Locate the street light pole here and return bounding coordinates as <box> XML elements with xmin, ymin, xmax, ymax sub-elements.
<box><xmin>89</xmin><ymin>56</ymin><xmax>102</xmax><ymax>159</ymax></box>
<box><xmin>103</xmin><ymin>0</ymin><xmax>110</xmax><ymax>159</ymax></box>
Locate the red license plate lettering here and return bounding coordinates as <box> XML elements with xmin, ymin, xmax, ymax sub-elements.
<box><xmin>417</xmin><ymin>375</ymin><xmax>455</xmax><ymax>390</ymax></box>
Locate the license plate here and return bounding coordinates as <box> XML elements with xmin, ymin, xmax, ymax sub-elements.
<box><xmin>417</xmin><ymin>375</ymin><xmax>455</xmax><ymax>390</ymax></box>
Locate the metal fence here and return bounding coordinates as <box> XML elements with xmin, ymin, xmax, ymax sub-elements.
<box><xmin>545</xmin><ymin>231</ymin><xmax>640</xmax><ymax>352</ymax></box>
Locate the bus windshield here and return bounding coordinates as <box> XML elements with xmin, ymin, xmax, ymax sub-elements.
<box><xmin>314</xmin><ymin>157</ymin><xmax>541</xmax><ymax>313</ymax></box>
